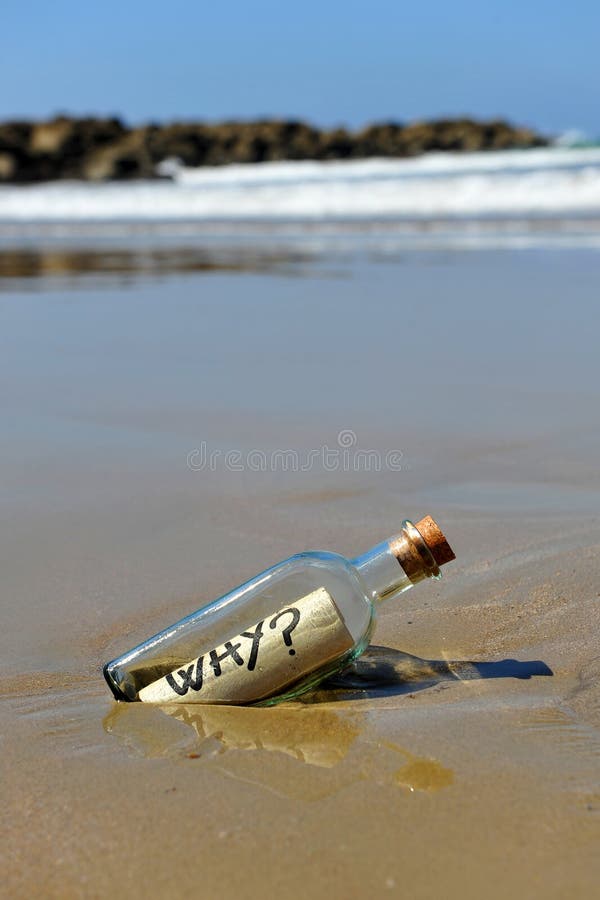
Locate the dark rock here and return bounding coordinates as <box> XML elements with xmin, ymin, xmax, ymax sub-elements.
<box><xmin>0</xmin><ymin>115</ymin><xmax>549</xmax><ymax>182</ymax></box>
<box><xmin>0</xmin><ymin>152</ymin><xmax>16</xmax><ymax>181</ymax></box>
<box><xmin>83</xmin><ymin>128</ymin><xmax>156</xmax><ymax>180</ymax></box>
<box><xmin>0</xmin><ymin>121</ymin><xmax>32</xmax><ymax>155</ymax></box>
<box><xmin>319</xmin><ymin>127</ymin><xmax>355</xmax><ymax>159</ymax></box>
<box><xmin>0</xmin><ymin>116</ymin><xmax>126</xmax><ymax>181</ymax></box>
<box><xmin>353</xmin><ymin>122</ymin><xmax>406</xmax><ymax>157</ymax></box>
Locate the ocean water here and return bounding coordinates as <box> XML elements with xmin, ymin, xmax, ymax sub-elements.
<box><xmin>0</xmin><ymin>143</ymin><xmax>598</xmax><ymax>463</ymax></box>
<box><xmin>1</xmin><ymin>146</ymin><xmax>600</xmax><ymax>253</ymax></box>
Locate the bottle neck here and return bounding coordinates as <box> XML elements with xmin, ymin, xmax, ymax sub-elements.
<box><xmin>351</xmin><ymin>520</ymin><xmax>441</xmax><ymax>603</ymax></box>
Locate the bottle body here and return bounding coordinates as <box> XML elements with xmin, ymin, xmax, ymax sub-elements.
<box><xmin>103</xmin><ymin>517</ymin><xmax>454</xmax><ymax>706</ymax></box>
<box><xmin>104</xmin><ymin>552</ymin><xmax>375</xmax><ymax>705</ymax></box>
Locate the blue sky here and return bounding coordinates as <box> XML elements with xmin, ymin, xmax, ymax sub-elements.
<box><xmin>2</xmin><ymin>0</ymin><xmax>599</xmax><ymax>136</ymax></box>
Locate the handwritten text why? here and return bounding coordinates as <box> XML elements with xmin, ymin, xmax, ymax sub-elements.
<box><xmin>166</xmin><ymin>608</ymin><xmax>301</xmax><ymax>697</ymax></box>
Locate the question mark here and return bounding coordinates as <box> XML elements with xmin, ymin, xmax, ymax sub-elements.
<box><xmin>270</xmin><ymin>607</ymin><xmax>301</xmax><ymax>655</ymax></box>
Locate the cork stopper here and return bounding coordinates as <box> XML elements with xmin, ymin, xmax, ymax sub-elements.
<box><xmin>414</xmin><ymin>515</ymin><xmax>455</xmax><ymax>567</ymax></box>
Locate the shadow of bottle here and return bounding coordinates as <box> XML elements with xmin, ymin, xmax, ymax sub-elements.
<box><xmin>301</xmin><ymin>645</ymin><xmax>553</xmax><ymax>703</ymax></box>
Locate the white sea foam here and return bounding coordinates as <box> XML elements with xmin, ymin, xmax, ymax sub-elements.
<box><xmin>2</xmin><ymin>147</ymin><xmax>600</xmax><ymax>224</ymax></box>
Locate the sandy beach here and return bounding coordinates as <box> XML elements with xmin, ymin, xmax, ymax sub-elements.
<box><xmin>1</xmin><ymin>237</ymin><xmax>599</xmax><ymax>898</ymax></box>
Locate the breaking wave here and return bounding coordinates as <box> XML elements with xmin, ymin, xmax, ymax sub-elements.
<box><xmin>2</xmin><ymin>147</ymin><xmax>600</xmax><ymax>243</ymax></box>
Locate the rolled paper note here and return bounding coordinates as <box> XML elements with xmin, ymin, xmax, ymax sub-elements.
<box><xmin>139</xmin><ymin>587</ymin><xmax>355</xmax><ymax>704</ymax></box>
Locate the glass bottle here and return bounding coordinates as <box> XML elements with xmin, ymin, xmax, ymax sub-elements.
<box><xmin>103</xmin><ymin>515</ymin><xmax>455</xmax><ymax>706</ymax></box>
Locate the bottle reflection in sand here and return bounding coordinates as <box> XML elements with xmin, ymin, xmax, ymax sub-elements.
<box><xmin>104</xmin><ymin>702</ymin><xmax>358</xmax><ymax>767</ymax></box>
<box><xmin>104</xmin><ymin>702</ymin><xmax>453</xmax><ymax>800</ymax></box>
<box><xmin>168</xmin><ymin>704</ymin><xmax>360</xmax><ymax>768</ymax></box>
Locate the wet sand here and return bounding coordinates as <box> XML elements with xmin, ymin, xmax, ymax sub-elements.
<box><xmin>1</xmin><ymin>243</ymin><xmax>599</xmax><ymax>898</ymax></box>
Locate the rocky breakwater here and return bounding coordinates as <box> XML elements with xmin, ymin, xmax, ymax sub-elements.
<box><xmin>0</xmin><ymin>116</ymin><xmax>548</xmax><ymax>183</ymax></box>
